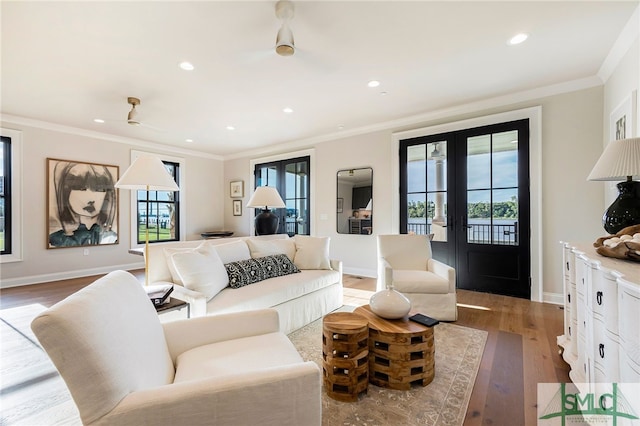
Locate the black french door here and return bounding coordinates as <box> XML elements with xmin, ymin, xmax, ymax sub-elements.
<box><xmin>254</xmin><ymin>156</ymin><xmax>310</xmax><ymax>236</ymax></box>
<box><xmin>400</xmin><ymin>119</ymin><xmax>531</xmax><ymax>299</ymax></box>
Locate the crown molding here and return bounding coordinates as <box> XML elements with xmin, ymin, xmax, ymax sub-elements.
<box><xmin>598</xmin><ymin>4</ymin><xmax>639</xmax><ymax>82</ymax></box>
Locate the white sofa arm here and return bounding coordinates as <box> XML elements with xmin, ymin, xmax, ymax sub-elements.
<box><xmin>428</xmin><ymin>258</ymin><xmax>456</xmax><ymax>292</ymax></box>
<box><xmin>162</xmin><ymin>308</ymin><xmax>280</xmax><ymax>362</ymax></box>
<box><xmin>96</xmin><ymin>361</ymin><xmax>321</xmax><ymax>426</ymax></box>
<box><xmin>330</xmin><ymin>259</ymin><xmax>343</xmax><ymax>279</ymax></box>
<box><xmin>170</xmin><ymin>284</ymin><xmax>207</xmax><ymax>318</ymax></box>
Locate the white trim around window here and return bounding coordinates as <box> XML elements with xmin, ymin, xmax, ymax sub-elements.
<box><xmin>0</xmin><ymin>128</ymin><xmax>23</xmax><ymax>263</ymax></box>
<box><xmin>127</xmin><ymin>150</ymin><xmax>186</xmax><ymax>248</ymax></box>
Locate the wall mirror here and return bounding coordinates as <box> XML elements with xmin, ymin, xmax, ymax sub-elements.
<box><xmin>337</xmin><ymin>167</ymin><xmax>373</xmax><ymax>235</ymax></box>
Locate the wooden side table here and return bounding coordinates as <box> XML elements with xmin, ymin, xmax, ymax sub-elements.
<box><xmin>322</xmin><ymin>312</ymin><xmax>369</xmax><ymax>402</ymax></box>
<box><xmin>354</xmin><ymin>304</ymin><xmax>435</xmax><ymax>390</ymax></box>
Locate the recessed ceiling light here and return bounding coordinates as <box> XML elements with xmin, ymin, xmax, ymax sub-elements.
<box><xmin>367</xmin><ymin>80</ymin><xmax>380</xmax><ymax>88</ymax></box>
<box><xmin>283</xmin><ymin>107</ymin><xmax>294</xmax><ymax>113</ymax></box>
<box><xmin>338</xmin><ymin>125</ymin><xmax>344</xmax><ymax>130</ymax></box>
<box><xmin>185</xmin><ymin>139</ymin><xmax>194</xmax><ymax>143</ymax></box>
<box><xmin>226</xmin><ymin>125</ymin><xmax>235</xmax><ymax>131</ymax></box>
<box><xmin>93</xmin><ymin>118</ymin><xmax>104</xmax><ymax>123</ymax></box>
<box><xmin>179</xmin><ymin>61</ymin><xmax>194</xmax><ymax>71</ymax></box>
<box><xmin>508</xmin><ymin>33</ymin><xmax>528</xmax><ymax>45</ymax></box>
<box><xmin>380</xmin><ymin>91</ymin><xmax>388</xmax><ymax>96</ymax></box>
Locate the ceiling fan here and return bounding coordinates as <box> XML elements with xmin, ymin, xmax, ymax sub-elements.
<box><xmin>275</xmin><ymin>0</ymin><xmax>295</xmax><ymax>56</ymax></box>
<box><xmin>121</xmin><ymin>96</ymin><xmax>163</xmax><ymax>131</ymax></box>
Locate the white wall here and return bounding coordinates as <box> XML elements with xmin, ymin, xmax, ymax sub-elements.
<box><xmin>0</xmin><ymin>121</ymin><xmax>224</xmax><ymax>287</ymax></box>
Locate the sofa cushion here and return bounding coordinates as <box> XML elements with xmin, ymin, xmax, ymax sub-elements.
<box><xmin>206</xmin><ymin>269</ymin><xmax>341</xmax><ymax>315</ymax></box>
<box><xmin>169</xmin><ymin>243</ymin><xmax>229</xmax><ymax>301</ymax></box>
<box><xmin>293</xmin><ymin>235</ymin><xmax>331</xmax><ymax>270</ymax></box>
<box><xmin>392</xmin><ymin>269</ymin><xmax>450</xmax><ymax>294</ymax></box>
<box><xmin>212</xmin><ymin>240</ymin><xmax>251</xmax><ymax>264</ymax></box>
<box><xmin>246</xmin><ymin>238</ymin><xmax>296</xmax><ymax>261</ymax></box>
<box><xmin>225</xmin><ymin>254</ymin><xmax>301</xmax><ymax>289</ymax></box>
<box><xmin>174</xmin><ymin>332</ymin><xmax>302</xmax><ymax>383</ymax></box>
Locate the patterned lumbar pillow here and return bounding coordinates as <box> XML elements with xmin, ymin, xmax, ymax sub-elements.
<box><xmin>225</xmin><ymin>254</ymin><xmax>301</xmax><ymax>289</ymax></box>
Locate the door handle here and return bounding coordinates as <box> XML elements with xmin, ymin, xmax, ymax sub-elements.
<box><xmin>461</xmin><ymin>216</ymin><xmax>472</xmax><ymax>229</ymax></box>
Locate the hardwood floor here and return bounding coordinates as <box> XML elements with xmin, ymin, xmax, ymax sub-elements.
<box><xmin>1</xmin><ymin>271</ymin><xmax>570</xmax><ymax>425</ymax></box>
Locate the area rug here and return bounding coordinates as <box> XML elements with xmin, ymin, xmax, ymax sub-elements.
<box><xmin>0</xmin><ymin>305</ymin><xmax>486</xmax><ymax>426</ymax></box>
<box><xmin>288</xmin><ymin>315</ymin><xmax>487</xmax><ymax>426</ymax></box>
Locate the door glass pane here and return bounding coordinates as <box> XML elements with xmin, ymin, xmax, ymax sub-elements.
<box><xmin>407</xmin><ymin>193</ymin><xmax>426</xmax><ymax>235</ymax></box>
<box><xmin>407</xmin><ymin>145</ymin><xmax>426</xmax><ymax>193</ymax></box>
<box><xmin>467</xmin><ymin>135</ymin><xmax>491</xmax><ymax>190</ymax></box>
<box><xmin>467</xmin><ymin>189</ymin><xmax>491</xmax><ymax>244</ymax></box>
<box><xmin>493</xmin><ymin>188</ymin><xmax>518</xmax><ymax>245</ymax></box>
<box><xmin>492</xmin><ymin>131</ymin><xmax>518</xmax><ymax>188</ymax></box>
<box><xmin>427</xmin><ymin>192</ymin><xmax>447</xmax><ymax>242</ymax></box>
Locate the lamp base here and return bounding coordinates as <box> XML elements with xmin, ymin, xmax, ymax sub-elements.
<box><xmin>254</xmin><ymin>209</ymin><xmax>279</xmax><ymax>235</ymax></box>
<box><xmin>603</xmin><ymin>180</ymin><xmax>640</xmax><ymax>234</ymax></box>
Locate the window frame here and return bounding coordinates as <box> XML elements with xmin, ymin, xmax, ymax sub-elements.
<box><xmin>0</xmin><ymin>128</ymin><xmax>23</xmax><ymax>263</ymax></box>
<box><xmin>127</xmin><ymin>150</ymin><xmax>185</xmax><ymax>248</ymax></box>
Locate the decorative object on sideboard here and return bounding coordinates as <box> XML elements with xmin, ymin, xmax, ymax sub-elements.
<box><xmin>593</xmin><ymin>224</ymin><xmax>640</xmax><ymax>262</ymax></box>
<box><xmin>587</xmin><ymin>137</ymin><xmax>640</xmax><ymax>234</ymax></box>
<box><xmin>247</xmin><ymin>186</ymin><xmax>286</xmax><ymax>235</ymax></box>
<box><xmin>115</xmin><ymin>154</ymin><xmax>180</xmax><ymax>286</ymax></box>
<box><xmin>369</xmin><ymin>282</ymin><xmax>412</xmax><ymax>319</ymax></box>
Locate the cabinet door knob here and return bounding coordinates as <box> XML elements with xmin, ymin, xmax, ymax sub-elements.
<box><xmin>599</xmin><ymin>343</ymin><xmax>605</xmax><ymax>359</ymax></box>
<box><xmin>566</xmin><ymin>261</ymin><xmax>570</xmax><ymax>271</ymax></box>
<box><xmin>568</xmin><ymin>326</ymin><xmax>572</xmax><ymax>336</ymax></box>
<box><xmin>568</xmin><ymin>293</ymin><xmax>571</xmax><ymax>303</ymax></box>
<box><xmin>596</xmin><ymin>291</ymin><xmax>603</xmax><ymax>306</ymax></box>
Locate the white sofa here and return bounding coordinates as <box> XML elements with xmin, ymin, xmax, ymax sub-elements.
<box><xmin>146</xmin><ymin>234</ymin><xmax>343</xmax><ymax>334</ymax></box>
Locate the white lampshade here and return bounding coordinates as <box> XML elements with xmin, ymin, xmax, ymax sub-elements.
<box><xmin>587</xmin><ymin>137</ymin><xmax>640</xmax><ymax>181</ymax></box>
<box><xmin>247</xmin><ymin>186</ymin><xmax>286</xmax><ymax>209</ymax></box>
<box><xmin>115</xmin><ymin>154</ymin><xmax>180</xmax><ymax>191</ymax></box>
<box><xmin>365</xmin><ymin>199</ymin><xmax>372</xmax><ymax>210</ymax></box>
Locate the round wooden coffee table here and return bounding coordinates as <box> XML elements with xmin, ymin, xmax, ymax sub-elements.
<box><xmin>322</xmin><ymin>312</ymin><xmax>369</xmax><ymax>402</ymax></box>
<box><xmin>353</xmin><ymin>304</ymin><xmax>435</xmax><ymax>390</ymax></box>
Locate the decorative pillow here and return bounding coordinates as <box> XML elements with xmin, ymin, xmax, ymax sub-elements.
<box><xmin>163</xmin><ymin>245</ymin><xmax>203</xmax><ymax>286</ymax></box>
<box><xmin>210</xmin><ymin>240</ymin><xmax>251</xmax><ymax>264</ymax></box>
<box><xmin>225</xmin><ymin>254</ymin><xmax>301</xmax><ymax>289</ymax></box>
<box><xmin>246</xmin><ymin>238</ymin><xmax>296</xmax><ymax>261</ymax></box>
<box><xmin>169</xmin><ymin>243</ymin><xmax>229</xmax><ymax>301</ymax></box>
<box><xmin>293</xmin><ymin>235</ymin><xmax>331</xmax><ymax>270</ymax></box>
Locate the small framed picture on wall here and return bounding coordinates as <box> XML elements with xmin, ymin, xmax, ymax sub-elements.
<box><xmin>230</xmin><ymin>180</ymin><xmax>244</xmax><ymax>198</ymax></box>
<box><xmin>233</xmin><ymin>199</ymin><xmax>242</xmax><ymax>216</ymax></box>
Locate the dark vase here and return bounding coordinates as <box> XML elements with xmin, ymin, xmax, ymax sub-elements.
<box><xmin>603</xmin><ymin>180</ymin><xmax>640</xmax><ymax>234</ymax></box>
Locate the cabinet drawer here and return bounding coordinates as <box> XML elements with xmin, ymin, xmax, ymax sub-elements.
<box><xmin>569</xmin><ymin>319</ymin><xmax>578</xmax><ymax>356</ymax></box>
<box><xmin>575</xmin><ymin>256</ymin><xmax>588</xmax><ymax>296</ymax></box>
<box><xmin>618</xmin><ymin>281</ymin><xmax>640</xmax><ymax>364</ymax></box>
<box><xmin>563</xmin><ymin>246</ymin><xmax>572</xmax><ymax>279</ymax></box>
<box><xmin>592</xmin><ymin>319</ymin><xmax>620</xmax><ymax>382</ymax></box>
<box><xmin>620</xmin><ymin>352</ymin><xmax>640</xmax><ymax>383</ymax></box>
<box><xmin>591</xmin><ymin>267</ymin><xmax>619</xmax><ymax>334</ymax></box>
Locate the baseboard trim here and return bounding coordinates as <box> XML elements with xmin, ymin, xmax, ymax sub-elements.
<box><xmin>0</xmin><ymin>262</ymin><xmax>144</xmax><ymax>289</ymax></box>
<box><xmin>543</xmin><ymin>291</ymin><xmax>564</xmax><ymax>305</ymax></box>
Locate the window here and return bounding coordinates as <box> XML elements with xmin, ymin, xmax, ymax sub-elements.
<box><xmin>0</xmin><ymin>128</ymin><xmax>22</xmax><ymax>263</ymax></box>
<box><xmin>1</xmin><ymin>136</ymin><xmax>11</xmax><ymax>254</ymax></box>
<box><xmin>135</xmin><ymin>160</ymin><xmax>180</xmax><ymax>244</ymax></box>
<box><xmin>253</xmin><ymin>156</ymin><xmax>310</xmax><ymax>236</ymax></box>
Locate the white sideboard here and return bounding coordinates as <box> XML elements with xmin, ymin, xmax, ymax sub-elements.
<box><xmin>558</xmin><ymin>242</ymin><xmax>640</xmax><ymax>386</ymax></box>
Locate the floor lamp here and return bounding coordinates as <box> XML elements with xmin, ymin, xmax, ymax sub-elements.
<box><xmin>115</xmin><ymin>154</ymin><xmax>179</xmax><ymax>286</ymax></box>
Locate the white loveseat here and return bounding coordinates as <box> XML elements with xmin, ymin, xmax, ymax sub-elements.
<box><xmin>146</xmin><ymin>234</ymin><xmax>343</xmax><ymax>334</ymax></box>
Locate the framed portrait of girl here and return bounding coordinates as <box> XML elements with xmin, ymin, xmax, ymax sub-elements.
<box><xmin>47</xmin><ymin>158</ymin><xmax>119</xmax><ymax>248</ymax></box>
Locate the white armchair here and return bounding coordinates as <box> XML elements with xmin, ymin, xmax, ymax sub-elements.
<box><xmin>377</xmin><ymin>234</ymin><xmax>458</xmax><ymax>321</ymax></box>
<box><xmin>31</xmin><ymin>270</ymin><xmax>321</xmax><ymax>426</ymax></box>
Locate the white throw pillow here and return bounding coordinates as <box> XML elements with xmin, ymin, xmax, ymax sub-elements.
<box><xmin>293</xmin><ymin>235</ymin><xmax>331</xmax><ymax>270</ymax></box>
<box><xmin>164</xmin><ymin>246</ymin><xmax>200</xmax><ymax>285</ymax></box>
<box><xmin>246</xmin><ymin>238</ymin><xmax>296</xmax><ymax>261</ymax></box>
<box><xmin>211</xmin><ymin>240</ymin><xmax>251</xmax><ymax>264</ymax></box>
<box><xmin>169</xmin><ymin>243</ymin><xmax>229</xmax><ymax>301</ymax></box>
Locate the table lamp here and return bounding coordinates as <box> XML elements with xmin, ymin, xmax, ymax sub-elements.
<box><xmin>587</xmin><ymin>137</ymin><xmax>640</xmax><ymax>234</ymax></box>
<box><xmin>247</xmin><ymin>186</ymin><xmax>286</xmax><ymax>235</ymax></box>
<box><xmin>115</xmin><ymin>154</ymin><xmax>179</xmax><ymax>286</ymax></box>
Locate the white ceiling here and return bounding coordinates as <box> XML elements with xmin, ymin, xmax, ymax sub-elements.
<box><xmin>1</xmin><ymin>1</ymin><xmax>638</xmax><ymax>158</ymax></box>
